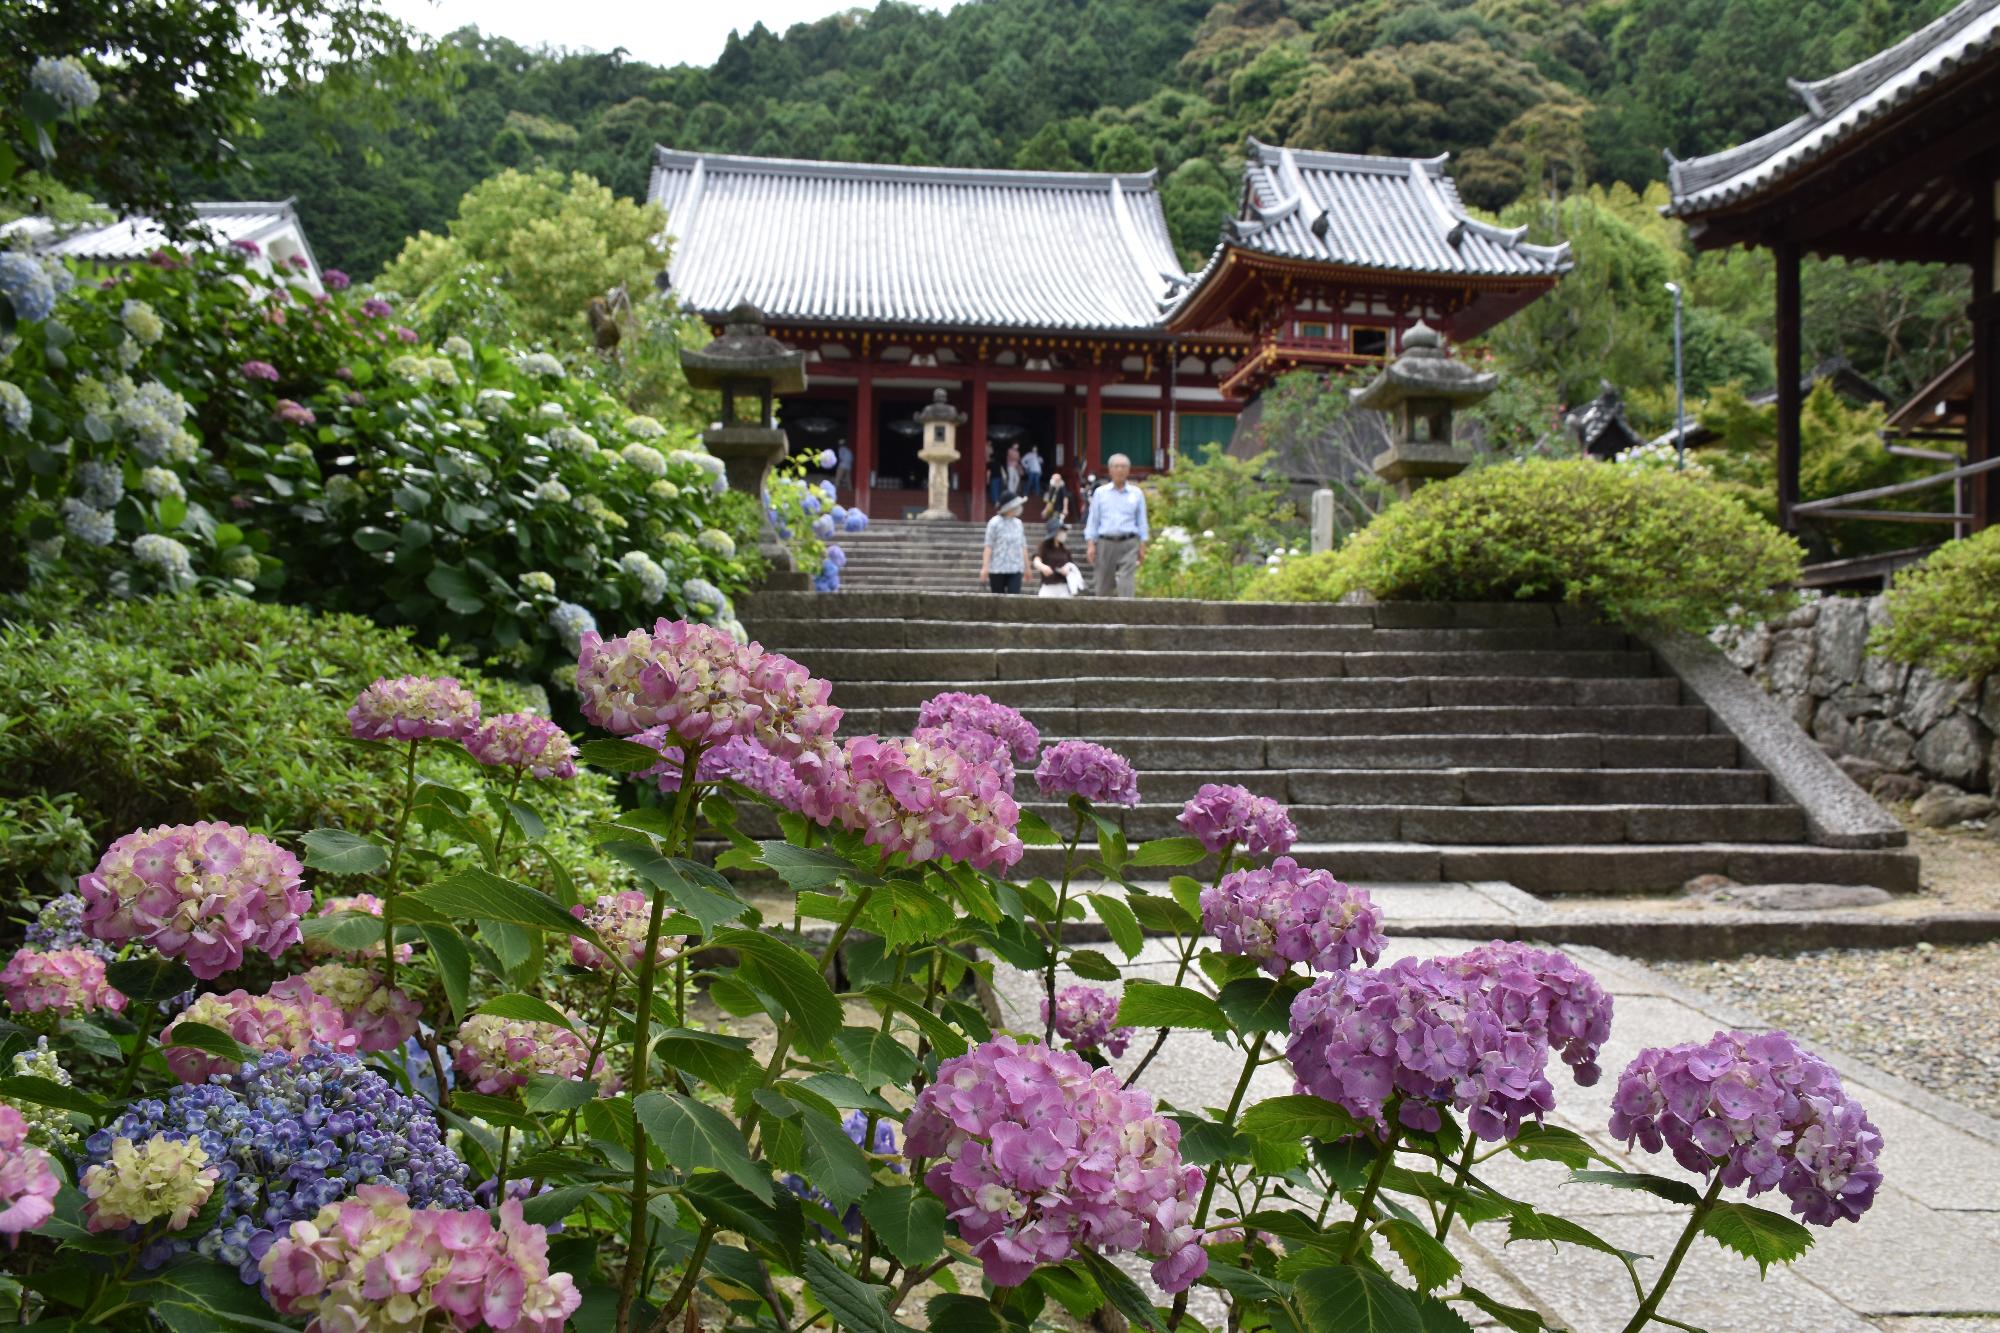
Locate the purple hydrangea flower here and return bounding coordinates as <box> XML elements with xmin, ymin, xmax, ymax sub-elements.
<box><xmin>1033</xmin><ymin>740</ymin><xmax>1139</xmax><ymax>806</ymax></box>
<box><xmin>783</xmin><ymin>1111</ymin><xmax>899</xmax><ymax>1235</ymax></box>
<box><xmin>1042</xmin><ymin>985</ymin><xmax>1134</xmax><ymax>1058</ymax></box>
<box><xmin>1610</xmin><ymin>1030</ymin><xmax>1883</xmax><ymax>1226</ymax></box>
<box><xmin>82</xmin><ymin>1047</ymin><xmax>471</xmax><ymax>1280</ymax></box>
<box><xmin>1178</xmin><ymin>783</ymin><xmax>1297</xmax><ymax>857</ymax></box>
<box><xmin>1202</xmin><ymin>857</ymin><xmax>1385</xmax><ymax>977</ymax></box>
<box><xmin>917</xmin><ymin>692</ymin><xmax>1041</xmax><ymax>766</ymax></box>
<box><xmin>323</xmin><ymin>269</ymin><xmax>351</xmax><ymax>290</ymax></box>
<box><xmin>239</xmin><ymin>360</ymin><xmax>279</xmax><ymax>382</ymax></box>
<box><xmin>347</xmin><ymin>674</ymin><xmax>481</xmax><ymax>742</ymax></box>
<box><xmin>464</xmin><ymin>711</ymin><xmax>577</xmax><ymax>780</ymax></box>
<box><xmin>1442</xmin><ymin>941</ymin><xmax>1614</xmax><ymax>1086</ymax></box>
<box><xmin>360</xmin><ymin>297</ymin><xmax>392</xmax><ymax>318</ymax></box>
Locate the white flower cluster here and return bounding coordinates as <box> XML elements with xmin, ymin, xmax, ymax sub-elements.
<box><xmin>532</xmin><ymin>479</ymin><xmax>571</xmax><ymax>506</ymax></box>
<box><xmin>75</xmin><ymin>460</ymin><xmax>124</xmax><ymax>509</ymax></box>
<box><xmin>548</xmin><ymin>425</ymin><xmax>598</xmax><ymax>455</ymax></box>
<box><xmin>1614</xmin><ymin>438</ymin><xmax>1708</xmax><ymax>476</ymax></box>
<box><xmin>30</xmin><ymin>56</ymin><xmax>99</xmax><ymax>114</ymax></box>
<box><xmin>442</xmin><ymin>335</ymin><xmax>474</xmax><ymax>361</ymax></box>
<box><xmin>388</xmin><ymin>354</ymin><xmax>460</xmax><ymax>386</ymax></box>
<box><xmin>549</xmin><ymin>601</ymin><xmax>596</xmax><ymax>652</ymax></box>
<box><xmin>120</xmin><ymin>299</ymin><xmax>163</xmax><ymax>346</ymax></box>
<box><xmin>518</xmin><ymin>570</ymin><xmax>556</xmax><ymax>595</ymax></box>
<box><xmin>60</xmin><ymin>497</ymin><xmax>115</xmax><ymax>546</ymax></box>
<box><xmin>0</xmin><ymin>380</ymin><xmax>31</xmax><ymax>432</ymax></box>
<box><xmin>671</xmin><ymin>450</ymin><xmax>728</xmax><ymax>495</ymax></box>
<box><xmin>696</xmin><ymin>528</ymin><xmax>736</xmax><ymax>559</ymax></box>
<box><xmin>476</xmin><ymin>389</ymin><xmax>515</xmax><ymax>418</ymax></box>
<box><xmin>140</xmin><ymin>467</ymin><xmax>184</xmax><ymax>501</ymax></box>
<box><xmin>513</xmin><ymin>352</ymin><xmax>565</xmax><ymax>378</ymax></box>
<box><xmin>620</xmin><ymin>550</ymin><xmax>670</xmax><ymax>604</ymax></box>
<box><xmin>619</xmin><ymin>442</ymin><xmax>666</xmax><ymax>476</ymax></box>
<box><xmin>111</xmin><ymin>376</ymin><xmax>194</xmax><ymax>461</ymax></box>
<box><xmin>624</xmin><ymin>415</ymin><xmax>666</xmax><ymax>438</ymax></box>
<box><xmin>132</xmin><ymin>533</ymin><xmax>195</xmax><ymax>588</ymax></box>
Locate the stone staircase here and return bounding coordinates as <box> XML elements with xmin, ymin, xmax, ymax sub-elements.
<box><xmin>740</xmin><ymin>590</ymin><xmax>1920</xmax><ymax>897</ymax></box>
<box><xmin>837</xmin><ymin>517</ymin><xmax>1080</xmax><ymax>593</ymax></box>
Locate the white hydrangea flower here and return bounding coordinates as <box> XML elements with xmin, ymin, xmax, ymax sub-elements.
<box><xmin>648</xmin><ymin>479</ymin><xmax>681</xmax><ymax>501</ymax></box>
<box><xmin>30</xmin><ymin>56</ymin><xmax>99</xmax><ymax>114</ymax></box>
<box><xmin>532</xmin><ymin>479</ymin><xmax>571</xmax><ymax>505</ymax></box>
<box><xmin>518</xmin><ymin>570</ymin><xmax>556</xmax><ymax>595</ymax></box>
<box><xmin>442</xmin><ymin>335</ymin><xmax>474</xmax><ymax>361</ymax></box>
<box><xmin>221</xmin><ymin>547</ymin><xmax>260</xmax><ymax>580</ymax></box>
<box><xmin>60</xmin><ymin>498</ymin><xmax>115</xmax><ymax>546</ymax></box>
<box><xmin>625</xmin><ymin>415</ymin><xmax>666</xmax><ymax>438</ymax></box>
<box><xmin>0</xmin><ymin>380</ymin><xmax>28</xmax><ymax>433</ymax></box>
<box><xmin>620</xmin><ymin>442</ymin><xmax>666</xmax><ymax>476</ymax></box>
<box><xmin>681</xmin><ymin>577</ymin><xmax>728</xmax><ymax>618</ymax></box>
<box><xmin>537</xmin><ymin>401</ymin><xmax>565</xmax><ymax>420</ymax></box>
<box><xmin>696</xmin><ymin>528</ymin><xmax>736</xmax><ymax>559</ymax></box>
<box><xmin>133</xmin><ymin>533</ymin><xmax>195</xmax><ymax>588</ymax></box>
<box><xmin>322</xmin><ymin>474</ymin><xmax>360</xmax><ymax>507</ymax></box>
<box><xmin>120</xmin><ymin>299</ymin><xmax>164</xmax><ymax>345</ymax></box>
<box><xmin>513</xmin><ymin>352</ymin><xmax>564</xmax><ymax>378</ymax></box>
<box><xmin>111</xmin><ymin>377</ymin><xmax>192</xmax><ymax>460</ymax></box>
<box><xmin>140</xmin><ymin>467</ymin><xmax>184</xmax><ymax>501</ymax></box>
<box><xmin>75</xmin><ymin>460</ymin><xmax>123</xmax><ymax>508</ymax></box>
<box><xmin>549</xmin><ymin>425</ymin><xmax>598</xmax><ymax>455</ymax></box>
<box><xmin>476</xmin><ymin>389</ymin><xmax>515</xmax><ymax>418</ymax></box>
<box><xmin>115</xmin><ymin>336</ymin><xmax>142</xmax><ymax>369</ymax></box>
<box><xmin>619</xmin><ymin>550</ymin><xmax>670</xmax><ymax>604</ymax></box>
<box><xmin>549</xmin><ymin>601</ymin><xmax>596</xmax><ymax>653</ymax></box>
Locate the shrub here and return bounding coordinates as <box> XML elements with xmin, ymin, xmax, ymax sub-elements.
<box><xmin>1138</xmin><ymin>449</ymin><xmax>1303</xmax><ymax>600</ymax></box>
<box><xmin>1250</xmin><ymin>457</ymin><xmax>1803</xmax><ymax>630</ymax></box>
<box><xmin>0</xmin><ymin>591</ymin><xmax>622</xmax><ymax>904</ymax></box>
<box><xmin>0</xmin><ymin>245</ymin><xmax>759</xmax><ymax>687</ymax></box>
<box><xmin>1870</xmin><ymin>526</ymin><xmax>2000</xmax><ymax>680</ymax></box>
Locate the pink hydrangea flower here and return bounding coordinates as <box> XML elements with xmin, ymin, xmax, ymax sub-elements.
<box><xmin>913</xmin><ymin>722</ymin><xmax>1017</xmax><ymax>788</ymax></box>
<box><xmin>575</xmin><ymin>619</ymin><xmax>841</xmax><ymax>763</ymax></box>
<box><xmin>360</xmin><ymin>297</ymin><xmax>393</xmax><ymax>318</ymax></box>
<box><xmin>80</xmin><ymin>822</ymin><xmax>311</xmax><ymax>979</ymax></box>
<box><xmin>837</xmin><ymin>734</ymin><xmax>1023</xmax><ymax>871</ymax></box>
<box><xmin>241</xmin><ymin>360</ymin><xmax>280</xmax><ymax>381</ymax></box>
<box><xmin>394</xmin><ymin>325</ymin><xmax>418</xmax><ymax>343</ymax></box>
<box><xmin>323</xmin><ymin>269</ymin><xmax>351</xmax><ymax>290</ymax></box>
<box><xmin>274</xmin><ymin>399</ymin><xmax>316</xmax><ymax>426</ymax></box>
<box><xmin>1201</xmin><ymin>858</ymin><xmax>1385</xmax><ymax>977</ymax></box>
<box><xmin>233</xmin><ymin>239</ymin><xmax>261</xmax><ymax>257</ymax></box>
<box><xmin>294</xmin><ymin>962</ymin><xmax>422</xmax><ymax>1053</ymax></box>
<box><xmin>465</xmin><ymin>712</ymin><xmax>578</xmax><ymax>780</ymax></box>
<box><xmin>161</xmin><ymin>983</ymin><xmax>360</xmax><ymax>1083</ymax></box>
<box><xmin>1611</xmin><ymin>1030</ymin><xmax>1883</xmax><ymax>1226</ymax></box>
<box><xmin>1042</xmin><ymin>985</ymin><xmax>1133</xmax><ymax>1058</ymax></box>
<box><xmin>569</xmin><ymin>890</ymin><xmax>686</xmax><ymax>971</ymax></box>
<box><xmin>451</xmin><ymin>1014</ymin><xmax>617</xmax><ymax>1098</ymax></box>
<box><xmin>916</xmin><ymin>692</ymin><xmax>1041</xmax><ymax>765</ymax></box>
<box><xmin>0</xmin><ymin>1106</ymin><xmax>59</xmax><ymax>1241</ymax></box>
<box><xmin>287</xmin><ymin>253</ymin><xmax>309</xmax><ymax>271</ymax></box>
<box><xmin>638</xmin><ymin>732</ymin><xmax>806</xmax><ymax>811</ymax></box>
<box><xmin>1033</xmin><ymin>739</ymin><xmax>1140</xmax><ymax>806</ymax></box>
<box><xmin>347</xmin><ymin>674</ymin><xmax>481</xmax><ymax>742</ymax></box>
<box><xmin>905</xmin><ymin>1036</ymin><xmax>1206</xmax><ymax>1292</ymax></box>
<box><xmin>1178</xmin><ymin>783</ymin><xmax>1297</xmax><ymax>857</ymax></box>
<box><xmin>302</xmin><ymin>892</ymin><xmax>414</xmax><ymax>965</ymax></box>
<box><xmin>0</xmin><ymin>946</ymin><xmax>127</xmax><ymax>1017</ymax></box>
<box><xmin>260</xmin><ymin>1185</ymin><xmax>581</xmax><ymax>1332</ymax></box>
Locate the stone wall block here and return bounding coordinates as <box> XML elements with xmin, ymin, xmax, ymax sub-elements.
<box><xmin>1912</xmin><ymin>713</ymin><xmax>1990</xmax><ymax>790</ymax></box>
<box><xmin>1855</xmin><ymin>717</ymin><xmax>1917</xmax><ymax>772</ymax></box>
<box><xmin>1768</xmin><ymin>633</ymin><xmax>1815</xmax><ymax>696</ymax></box>
<box><xmin>1981</xmin><ymin>676</ymin><xmax>2000</xmax><ymax>734</ymax></box>
<box><xmin>1862</xmin><ymin>648</ymin><xmax>1909</xmax><ymax>695</ymax></box>
<box><xmin>1811</xmin><ymin>597</ymin><xmax>1869</xmax><ymax>694</ymax></box>
<box><xmin>1901</xmin><ymin>668</ymin><xmax>1966</xmax><ymax>737</ymax></box>
<box><xmin>1811</xmin><ymin>699</ymin><xmax>1856</xmax><ymax>751</ymax></box>
<box><xmin>1783</xmin><ymin>598</ymin><xmax>1821</xmax><ymax>630</ymax></box>
<box><xmin>1720</xmin><ymin>621</ymin><xmax>1772</xmax><ymax>672</ymax></box>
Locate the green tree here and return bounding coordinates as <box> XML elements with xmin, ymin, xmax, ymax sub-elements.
<box><xmin>378</xmin><ymin>167</ymin><xmax>669</xmax><ymax>351</ymax></box>
<box><xmin>1161</xmin><ymin>157</ymin><xmax>1235</xmax><ymax>267</ymax></box>
<box><xmin>1090</xmin><ymin>124</ymin><xmax>1156</xmax><ymax>173</ymax></box>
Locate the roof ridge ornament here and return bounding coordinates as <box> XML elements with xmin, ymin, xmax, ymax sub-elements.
<box><xmin>1786</xmin><ymin>76</ymin><xmax>1828</xmax><ymax>118</ymax></box>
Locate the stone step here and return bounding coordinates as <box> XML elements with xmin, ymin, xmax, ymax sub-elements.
<box><xmin>840</xmin><ymin>703</ymin><xmax>1712</xmax><ymax>738</ymax></box>
<box><xmin>1014</xmin><ymin>802</ymin><xmax>1806</xmax><ymax>844</ymax></box>
<box><xmin>749</xmin><ymin>617</ymin><xmax>1633</xmax><ymax>653</ymax></box>
<box><xmin>825</xmin><ymin>674</ymin><xmax>1684</xmax><ymax>710</ymax></box>
<box><xmin>1098</xmin><ymin>766</ymin><xmax>1772</xmax><ymax>805</ymax></box>
<box><xmin>781</xmin><ymin>646</ymin><xmax>1660</xmax><ymax>682</ymax></box>
<box><xmin>1004</xmin><ymin>841</ymin><xmax>1921</xmax><ymax>894</ymax></box>
<box><xmin>744</xmin><ymin>592</ymin><xmax>1594</xmax><ymax>628</ymax></box>
<box><xmin>1063</xmin><ymin>733</ymin><xmax>1740</xmax><ymax>770</ymax></box>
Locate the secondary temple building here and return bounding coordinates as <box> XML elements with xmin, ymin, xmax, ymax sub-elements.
<box><xmin>648</xmin><ymin>139</ymin><xmax>1570</xmax><ymax>519</ymax></box>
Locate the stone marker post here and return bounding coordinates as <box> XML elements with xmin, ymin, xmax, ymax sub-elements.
<box><xmin>679</xmin><ymin>302</ymin><xmax>811</xmax><ymax>590</ymax></box>
<box><xmin>915</xmin><ymin>390</ymin><xmax>963</xmax><ymax>522</ymax></box>
<box><xmin>1311</xmin><ymin>488</ymin><xmax>1336</xmax><ymax>554</ymax></box>
<box><xmin>1351</xmin><ymin>321</ymin><xmax>1498</xmax><ymax>500</ymax></box>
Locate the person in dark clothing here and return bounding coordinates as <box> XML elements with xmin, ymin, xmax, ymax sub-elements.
<box><xmin>1041</xmin><ymin>472</ymin><xmax>1070</xmax><ymax>538</ymax></box>
<box><xmin>1034</xmin><ymin>523</ymin><xmax>1082</xmax><ymax>598</ymax></box>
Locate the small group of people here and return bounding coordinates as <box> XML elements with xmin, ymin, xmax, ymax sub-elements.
<box><xmin>987</xmin><ymin>443</ymin><xmax>1046</xmax><ymax>503</ymax></box>
<box><xmin>979</xmin><ymin>453</ymin><xmax>1148</xmax><ymax>598</ymax></box>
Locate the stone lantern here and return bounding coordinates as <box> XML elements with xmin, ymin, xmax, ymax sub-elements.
<box><xmin>914</xmin><ymin>389</ymin><xmax>964</xmax><ymax>522</ymax></box>
<box><xmin>1351</xmin><ymin>321</ymin><xmax>1497</xmax><ymax>499</ymax></box>
<box><xmin>679</xmin><ymin>301</ymin><xmax>810</xmax><ymax>588</ymax></box>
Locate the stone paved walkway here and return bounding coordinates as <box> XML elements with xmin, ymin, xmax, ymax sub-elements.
<box><xmin>988</xmin><ymin>933</ymin><xmax>2000</xmax><ymax>1332</ymax></box>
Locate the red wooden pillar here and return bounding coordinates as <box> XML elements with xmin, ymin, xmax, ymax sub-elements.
<box><xmin>1084</xmin><ymin>374</ymin><xmax>1103</xmax><ymax>476</ymax></box>
<box><xmin>968</xmin><ymin>374</ymin><xmax>989</xmax><ymax>523</ymax></box>
<box><xmin>852</xmin><ymin>367</ymin><xmax>875</xmax><ymax>517</ymax></box>
<box><xmin>1971</xmin><ymin>173</ymin><xmax>1997</xmax><ymax>532</ymax></box>
<box><xmin>1774</xmin><ymin>241</ymin><xmax>1803</xmax><ymax>531</ymax></box>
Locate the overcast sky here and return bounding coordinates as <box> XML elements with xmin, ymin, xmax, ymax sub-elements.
<box><xmin>376</xmin><ymin>0</ymin><xmax>962</xmax><ymax>70</ymax></box>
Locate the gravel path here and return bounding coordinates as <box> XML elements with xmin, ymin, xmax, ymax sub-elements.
<box><xmin>1655</xmin><ymin>942</ymin><xmax>2000</xmax><ymax>1112</ymax></box>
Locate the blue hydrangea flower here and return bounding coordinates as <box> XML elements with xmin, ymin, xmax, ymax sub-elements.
<box><xmin>782</xmin><ymin>1112</ymin><xmax>897</xmax><ymax>1233</ymax></box>
<box><xmin>83</xmin><ymin>1047</ymin><xmax>471</xmax><ymax>1282</ymax></box>
<box><xmin>811</xmin><ymin>514</ymin><xmax>835</xmax><ymax>540</ymax></box>
<box><xmin>24</xmin><ymin>893</ymin><xmax>113</xmax><ymax>959</ymax></box>
<box><xmin>549</xmin><ymin>601</ymin><xmax>596</xmax><ymax>653</ymax></box>
<box><xmin>30</xmin><ymin>56</ymin><xmax>99</xmax><ymax>114</ymax></box>
<box><xmin>844</xmin><ymin>510</ymin><xmax>869</xmax><ymax>533</ymax></box>
<box><xmin>0</xmin><ymin>253</ymin><xmax>56</xmax><ymax>324</ymax></box>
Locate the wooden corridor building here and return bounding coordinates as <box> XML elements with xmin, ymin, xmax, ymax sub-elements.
<box><xmin>649</xmin><ymin>139</ymin><xmax>1569</xmax><ymax>519</ymax></box>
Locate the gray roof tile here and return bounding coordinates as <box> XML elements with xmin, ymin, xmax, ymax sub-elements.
<box><xmin>649</xmin><ymin>148</ymin><xmax>1188</xmax><ymax>333</ymax></box>
<box><xmin>16</xmin><ymin>201</ymin><xmax>309</xmax><ymax>262</ymax></box>
<box><xmin>1666</xmin><ymin>0</ymin><xmax>2000</xmax><ymax>216</ymax></box>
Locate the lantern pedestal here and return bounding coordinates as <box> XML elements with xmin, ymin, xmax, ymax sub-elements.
<box><xmin>704</xmin><ymin>424</ymin><xmax>810</xmax><ymax>589</ymax></box>
<box><xmin>913</xmin><ymin>389</ymin><xmax>966</xmax><ymax>522</ymax></box>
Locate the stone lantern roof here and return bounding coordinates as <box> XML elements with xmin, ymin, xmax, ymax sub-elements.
<box><xmin>1350</xmin><ymin>322</ymin><xmax>1497</xmax><ymax>411</ymax></box>
<box><xmin>678</xmin><ymin>301</ymin><xmax>806</xmax><ymax>395</ymax></box>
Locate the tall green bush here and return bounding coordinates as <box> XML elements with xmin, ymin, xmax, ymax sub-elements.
<box><xmin>1250</xmin><ymin>458</ymin><xmax>1802</xmax><ymax>631</ymax></box>
<box><xmin>1869</xmin><ymin>527</ymin><xmax>2000</xmax><ymax>681</ymax></box>
<box><xmin>0</xmin><ymin>592</ymin><xmax>623</xmax><ymax>904</ymax></box>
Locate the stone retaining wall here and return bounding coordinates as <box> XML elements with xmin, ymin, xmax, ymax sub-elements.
<box><xmin>1716</xmin><ymin>594</ymin><xmax>1998</xmax><ymax>798</ymax></box>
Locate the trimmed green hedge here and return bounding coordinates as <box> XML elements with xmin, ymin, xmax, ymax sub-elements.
<box><xmin>1870</xmin><ymin>527</ymin><xmax>2000</xmax><ymax>681</ymax></box>
<box><xmin>1250</xmin><ymin>459</ymin><xmax>1802</xmax><ymax>631</ymax></box>
<box><xmin>0</xmin><ymin>591</ymin><xmax>624</xmax><ymax>904</ymax></box>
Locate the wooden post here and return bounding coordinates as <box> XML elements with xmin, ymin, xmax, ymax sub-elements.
<box><xmin>1084</xmin><ymin>375</ymin><xmax>1103</xmax><ymax>476</ymax></box>
<box><xmin>1971</xmin><ymin>174</ymin><xmax>1998</xmax><ymax>532</ymax></box>
<box><xmin>852</xmin><ymin>367</ymin><xmax>874</xmax><ymax>518</ymax></box>
<box><xmin>969</xmin><ymin>375</ymin><xmax>988</xmax><ymax>523</ymax></box>
<box><xmin>1774</xmin><ymin>241</ymin><xmax>1803</xmax><ymax>531</ymax></box>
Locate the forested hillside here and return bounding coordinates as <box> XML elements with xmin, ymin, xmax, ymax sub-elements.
<box><xmin>229</xmin><ymin>0</ymin><xmax>1955</xmax><ymax>278</ymax></box>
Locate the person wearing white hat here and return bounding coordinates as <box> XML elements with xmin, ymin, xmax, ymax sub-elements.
<box><xmin>980</xmin><ymin>492</ymin><xmax>1028</xmax><ymax>594</ymax></box>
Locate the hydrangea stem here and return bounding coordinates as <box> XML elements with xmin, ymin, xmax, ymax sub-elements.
<box><xmin>1618</xmin><ymin>1174</ymin><xmax>1726</xmax><ymax>1333</ymax></box>
<box><xmin>1433</xmin><ymin>1137</ymin><xmax>1479</xmax><ymax>1240</ymax></box>
<box><xmin>380</xmin><ymin>740</ymin><xmax>422</xmax><ymax>992</ymax></box>
<box><xmin>491</xmin><ymin>767</ymin><xmax>527</xmax><ymax>866</ymax></box>
<box><xmin>616</xmin><ymin>748</ymin><xmax>702</xmax><ymax>1333</ymax></box>
<box><xmin>1042</xmin><ymin>815</ymin><xmax>1084</xmax><ymax>1044</ymax></box>
<box><xmin>113</xmin><ymin>1005</ymin><xmax>156</xmax><ymax>1099</ymax></box>
<box><xmin>1126</xmin><ymin>840</ymin><xmax>1234</xmax><ymax>1089</ymax></box>
<box><xmin>1339</xmin><ymin>1123</ymin><xmax>1402</xmax><ymax>1264</ymax></box>
<box><xmin>1168</xmin><ymin>1031</ymin><xmax>1265</xmax><ymax>1330</ymax></box>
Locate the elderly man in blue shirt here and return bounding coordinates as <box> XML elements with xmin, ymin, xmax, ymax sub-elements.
<box><xmin>1084</xmin><ymin>453</ymin><xmax>1148</xmax><ymax>597</ymax></box>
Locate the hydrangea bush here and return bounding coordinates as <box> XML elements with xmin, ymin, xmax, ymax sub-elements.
<box><xmin>0</xmin><ymin>626</ymin><xmax>1880</xmax><ymax>1332</ymax></box>
<box><xmin>0</xmin><ymin>245</ymin><xmax>759</xmax><ymax>686</ymax></box>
